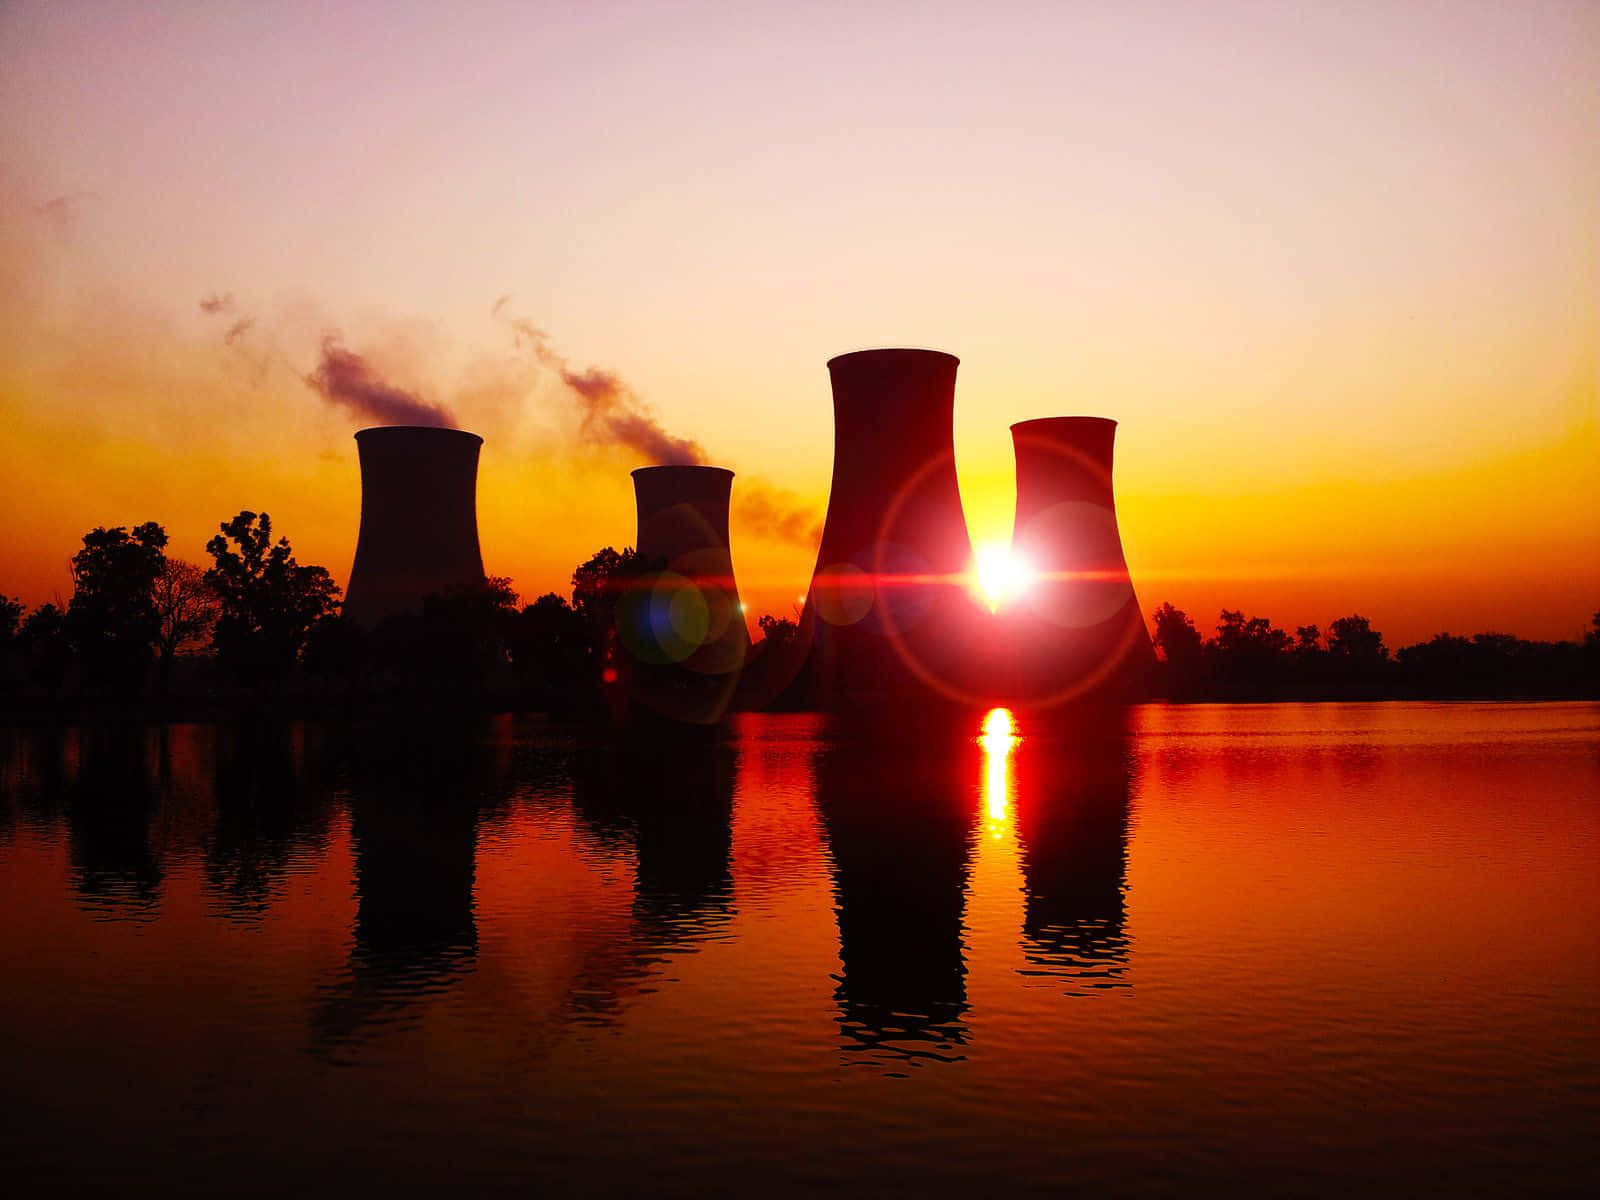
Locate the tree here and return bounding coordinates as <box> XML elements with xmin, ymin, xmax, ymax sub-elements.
<box><xmin>0</xmin><ymin>592</ymin><xmax>24</xmax><ymax>689</ymax></box>
<box><xmin>1149</xmin><ymin>603</ymin><xmax>1207</xmax><ymax>699</ymax></box>
<box><xmin>1326</xmin><ymin>614</ymin><xmax>1386</xmax><ymax>663</ymax></box>
<box><xmin>508</xmin><ymin>592</ymin><xmax>595</xmax><ymax>712</ymax></box>
<box><xmin>411</xmin><ymin>576</ymin><xmax>521</xmax><ymax>696</ymax></box>
<box><xmin>571</xmin><ymin>546</ymin><xmax>640</xmax><ymax>625</ymax></box>
<box><xmin>205</xmin><ymin>511</ymin><xmax>341</xmax><ymax>682</ymax></box>
<box><xmin>152</xmin><ymin>559</ymin><xmax>220</xmax><ymax>683</ymax></box>
<box><xmin>757</xmin><ymin>613</ymin><xmax>799</xmax><ymax>651</ymax></box>
<box><xmin>1151</xmin><ymin>603</ymin><xmax>1203</xmax><ymax>666</ymax></box>
<box><xmin>570</xmin><ymin>546</ymin><xmax>645</xmax><ymax>682</ymax></box>
<box><xmin>65</xmin><ymin>521</ymin><xmax>168</xmax><ymax>693</ymax></box>
<box><xmin>17</xmin><ymin>603</ymin><xmax>73</xmax><ymax>690</ymax></box>
<box><xmin>1209</xmin><ymin>609</ymin><xmax>1292</xmax><ymax>696</ymax></box>
<box><xmin>0</xmin><ymin>593</ymin><xmax>22</xmax><ymax>644</ymax></box>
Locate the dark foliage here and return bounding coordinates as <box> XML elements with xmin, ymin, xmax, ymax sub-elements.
<box><xmin>65</xmin><ymin>521</ymin><xmax>168</xmax><ymax>695</ymax></box>
<box><xmin>153</xmin><ymin>558</ymin><xmax>220</xmax><ymax>687</ymax></box>
<box><xmin>757</xmin><ymin>613</ymin><xmax>800</xmax><ymax>652</ymax></box>
<box><xmin>205</xmin><ymin>511</ymin><xmax>341</xmax><ymax>684</ymax></box>
<box><xmin>507</xmin><ymin>592</ymin><xmax>597</xmax><ymax>715</ymax></box>
<box><xmin>1149</xmin><ymin>604</ymin><xmax>1595</xmax><ymax>700</ymax></box>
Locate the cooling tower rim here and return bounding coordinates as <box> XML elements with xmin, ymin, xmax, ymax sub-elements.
<box><xmin>354</xmin><ymin>425</ymin><xmax>483</xmax><ymax>446</ymax></box>
<box><xmin>826</xmin><ymin>347</ymin><xmax>960</xmax><ymax>370</ymax></box>
<box><xmin>1011</xmin><ymin>416</ymin><xmax>1118</xmax><ymax>436</ymax></box>
<box><xmin>631</xmin><ymin>464</ymin><xmax>734</xmax><ymax>482</ymax></box>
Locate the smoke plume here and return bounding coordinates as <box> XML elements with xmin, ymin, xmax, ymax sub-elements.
<box><xmin>492</xmin><ymin>296</ymin><xmax>819</xmax><ymax>546</ymax></box>
<box><xmin>304</xmin><ymin>336</ymin><xmax>455</xmax><ymax>428</ymax></box>
<box><xmin>197</xmin><ymin>293</ymin><xmax>256</xmax><ymax>345</ymax></box>
<box><xmin>492</xmin><ymin>296</ymin><xmax>704</xmax><ymax>465</ymax></box>
<box><xmin>737</xmin><ymin>484</ymin><xmax>825</xmax><ymax>547</ymax></box>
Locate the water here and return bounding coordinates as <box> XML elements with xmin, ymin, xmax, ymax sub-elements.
<box><xmin>1</xmin><ymin>703</ymin><xmax>1595</xmax><ymax>1196</ymax></box>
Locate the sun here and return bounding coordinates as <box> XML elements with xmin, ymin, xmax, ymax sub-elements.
<box><xmin>974</xmin><ymin>539</ymin><xmax>1034</xmax><ymax>611</ymax></box>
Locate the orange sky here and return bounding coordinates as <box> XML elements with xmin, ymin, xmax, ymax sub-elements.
<box><xmin>1</xmin><ymin>1</ymin><xmax>1595</xmax><ymax>645</ymax></box>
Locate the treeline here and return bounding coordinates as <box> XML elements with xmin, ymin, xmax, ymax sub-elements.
<box><xmin>3</xmin><ymin>514</ymin><xmax>1595</xmax><ymax>714</ymax></box>
<box><xmin>1149</xmin><ymin>604</ymin><xmax>1599</xmax><ymax>701</ymax></box>
<box><xmin>0</xmin><ymin>512</ymin><xmax>797</xmax><ymax>717</ymax></box>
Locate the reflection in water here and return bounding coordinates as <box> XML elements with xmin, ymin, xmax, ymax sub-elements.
<box><xmin>203</xmin><ymin>723</ymin><xmax>335</xmax><ymax>922</ymax></box>
<box><xmin>0</xmin><ymin>707</ymin><xmax>1596</xmax><ymax>1194</ymax></box>
<box><xmin>980</xmin><ymin>706</ymin><xmax>1016</xmax><ymax>834</ymax></box>
<box><xmin>1011</xmin><ymin>715</ymin><xmax>1134</xmax><ymax>994</ymax></box>
<box><xmin>566</xmin><ymin>737</ymin><xmax>737</xmax><ymax>1019</ymax></box>
<box><xmin>310</xmin><ymin>724</ymin><xmax>507</xmax><ymax>1055</ymax></box>
<box><xmin>816</xmin><ymin>721</ymin><xmax>980</xmax><ymax>1067</ymax></box>
<box><xmin>65</xmin><ymin>726</ymin><xmax>165</xmax><ymax>920</ymax></box>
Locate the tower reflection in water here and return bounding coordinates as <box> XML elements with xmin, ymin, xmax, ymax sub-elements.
<box><xmin>815</xmin><ymin>718</ymin><xmax>980</xmax><ymax>1067</ymax></box>
<box><xmin>1008</xmin><ymin>709</ymin><xmax>1134</xmax><ymax>994</ymax></box>
<box><xmin>569</xmin><ymin>736</ymin><xmax>737</xmax><ymax>965</ymax></box>
<box><xmin>311</xmin><ymin>722</ymin><xmax>509</xmax><ymax>1054</ymax></box>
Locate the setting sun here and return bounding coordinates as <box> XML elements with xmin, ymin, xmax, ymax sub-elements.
<box><xmin>975</xmin><ymin>540</ymin><xmax>1034</xmax><ymax>611</ymax></box>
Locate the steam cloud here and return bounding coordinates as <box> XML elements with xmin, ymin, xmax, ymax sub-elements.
<box><xmin>196</xmin><ymin>293</ymin><xmax>255</xmax><ymax>345</ymax></box>
<box><xmin>493</xmin><ymin>296</ymin><xmax>819</xmax><ymax>546</ymax></box>
<box><xmin>304</xmin><ymin>337</ymin><xmax>455</xmax><ymax>428</ymax></box>
<box><xmin>737</xmin><ymin>484</ymin><xmax>825</xmax><ymax>547</ymax></box>
<box><xmin>492</xmin><ymin>297</ymin><xmax>704</xmax><ymax>465</ymax></box>
<box><xmin>34</xmin><ymin>191</ymin><xmax>97</xmax><ymax>228</ymax></box>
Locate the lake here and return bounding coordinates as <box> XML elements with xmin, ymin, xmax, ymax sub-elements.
<box><xmin>1</xmin><ymin>703</ymin><xmax>1596</xmax><ymax>1196</ymax></box>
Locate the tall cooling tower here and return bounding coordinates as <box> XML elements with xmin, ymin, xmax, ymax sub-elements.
<box><xmin>804</xmin><ymin>348</ymin><xmax>990</xmax><ymax>710</ymax></box>
<box><xmin>1003</xmin><ymin>417</ymin><xmax>1153</xmax><ymax>706</ymax></box>
<box><xmin>343</xmin><ymin>426</ymin><xmax>486</xmax><ymax>627</ymax></box>
<box><xmin>614</xmin><ymin>465</ymin><xmax>750</xmax><ymax>725</ymax></box>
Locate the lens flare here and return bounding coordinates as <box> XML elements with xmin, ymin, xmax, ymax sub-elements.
<box><xmin>975</xmin><ymin>540</ymin><xmax>1034</xmax><ymax>611</ymax></box>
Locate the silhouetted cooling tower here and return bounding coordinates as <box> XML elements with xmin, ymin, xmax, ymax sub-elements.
<box><xmin>1004</xmin><ymin>417</ymin><xmax>1154</xmax><ymax>706</ymax></box>
<box><xmin>615</xmin><ymin>465</ymin><xmax>750</xmax><ymax>725</ymax></box>
<box><xmin>805</xmin><ymin>349</ymin><xmax>989</xmax><ymax>710</ymax></box>
<box><xmin>343</xmin><ymin>426</ymin><xmax>486</xmax><ymax>628</ymax></box>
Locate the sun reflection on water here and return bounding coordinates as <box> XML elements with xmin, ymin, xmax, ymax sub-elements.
<box><xmin>979</xmin><ymin>707</ymin><xmax>1018</xmax><ymax>837</ymax></box>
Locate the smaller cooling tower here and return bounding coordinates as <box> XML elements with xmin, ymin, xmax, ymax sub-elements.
<box><xmin>615</xmin><ymin>465</ymin><xmax>750</xmax><ymax>725</ymax></box>
<box><xmin>343</xmin><ymin>426</ymin><xmax>486</xmax><ymax>628</ymax></box>
<box><xmin>1002</xmin><ymin>417</ymin><xmax>1153</xmax><ymax>707</ymax></box>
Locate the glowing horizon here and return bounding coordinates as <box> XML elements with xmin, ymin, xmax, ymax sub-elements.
<box><xmin>0</xmin><ymin>1</ymin><xmax>1594</xmax><ymax>645</ymax></box>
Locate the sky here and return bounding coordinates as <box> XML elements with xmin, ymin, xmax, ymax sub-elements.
<box><xmin>1</xmin><ymin>0</ymin><xmax>1595</xmax><ymax>644</ymax></box>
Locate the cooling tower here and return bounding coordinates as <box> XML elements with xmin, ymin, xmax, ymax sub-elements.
<box><xmin>804</xmin><ymin>349</ymin><xmax>990</xmax><ymax>710</ymax></box>
<box><xmin>1003</xmin><ymin>417</ymin><xmax>1154</xmax><ymax>706</ymax></box>
<box><xmin>614</xmin><ymin>465</ymin><xmax>750</xmax><ymax>725</ymax></box>
<box><xmin>343</xmin><ymin>426</ymin><xmax>487</xmax><ymax>628</ymax></box>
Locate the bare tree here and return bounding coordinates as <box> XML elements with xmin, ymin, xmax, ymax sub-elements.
<box><xmin>153</xmin><ymin>558</ymin><xmax>219</xmax><ymax>682</ymax></box>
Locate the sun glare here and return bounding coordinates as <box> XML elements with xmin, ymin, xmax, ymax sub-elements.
<box><xmin>979</xmin><ymin>707</ymin><xmax>1018</xmax><ymax>831</ymax></box>
<box><xmin>975</xmin><ymin>540</ymin><xmax>1033</xmax><ymax>611</ymax></box>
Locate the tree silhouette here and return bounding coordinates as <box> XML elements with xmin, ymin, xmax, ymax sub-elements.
<box><xmin>571</xmin><ymin>546</ymin><xmax>639</xmax><ymax>624</ymax></box>
<box><xmin>0</xmin><ymin>593</ymin><xmax>23</xmax><ymax>690</ymax></box>
<box><xmin>508</xmin><ymin>592</ymin><xmax>594</xmax><ymax>713</ymax></box>
<box><xmin>1150</xmin><ymin>602</ymin><xmax>1205</xmax><ymax>697</ymax></box>
<box><xmin>570</xmin><ymin>546</ymin><xmax>642</xmax><ymax>685</ymax></box>
<box><xmin>1326</xmin><ymin>614</ymin><xmax>1386</xmax><ymax>662</ymax></box>
<box><xmin>1210</xmin><ymin>609</ymin><xmax>1292</xmax><ymax>696</ymax></box>
<box><xmin>17</xmin><ymin>603</ymin><xmax>72</xmax><ymax>691</ymax></box>
<box><xmin>1151</xmin><ymin>603</ymin><xmax>1203</xmax><ymax>664</ymax></box>
<box><xmin>152</xmin><ymin>558</ymin><xmax>220</xmax><ymax>686</ymax></box>
<box><xmin>205</xmin><ymin>511</ymin><xmax>340</xmax><ymax>683</ymax></box>
<box><xmin>65</xmin><ymin>521</ymin><xmax>168</xmax><ymax>694</ymax></box>
<box><xmin>757</xmin><ymin>613</ymin><xmax>800</xmax><ymax>651</ymax></box>
<box><xmin>412</xmin><ymin>576</ymin><xmax>520</xmax><ymax>695</ymax></box>
<box><xmin>0</xmin><ymin>593</ymin><xmax>21</xmax><ymax>644</ymax></box>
